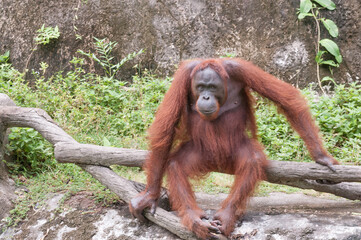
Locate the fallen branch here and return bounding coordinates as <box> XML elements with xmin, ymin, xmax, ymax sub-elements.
<box><xmin>1</xmin><ymin>106</ymin><xmax>76</xmax><ymax>145</ymax></box>
<box><xmin>53</xmin><ymin>142</ymin><xmax>361</xmax><ymax>200</ymax></box>
<box><xmin>55</xmin><ymin>142</ymin><xmax>147</xmax><ymax>167</ymax></box>
<box><xmin>265</xmin><ymin>160</ymin><xmax>361</xmax><ymax>182</ymax></box>
<box><xmin>54</xmin><ymin>142</ymin><xmax>361</xmax><ymax>183</ymax></box>
<box><xmin>267</xmin><ymin>178</ymin><xmax>361</xmax><ymax>200</ymax></box>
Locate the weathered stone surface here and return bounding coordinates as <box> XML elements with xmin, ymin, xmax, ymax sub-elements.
<box><xmin>1</xmin><ymin>192</ymin><xmax>360</xmax><ymax>239</ymax></box>
<box><xmin>0</xmin><ymin>0</ymin><xmax>360</xmax><ymax>86</ymax></box>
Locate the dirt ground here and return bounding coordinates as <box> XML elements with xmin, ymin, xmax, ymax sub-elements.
<box><xmin>1</xmin><ymin>191</ymin><xmax>361</xmax><ymax>240</ymax></box>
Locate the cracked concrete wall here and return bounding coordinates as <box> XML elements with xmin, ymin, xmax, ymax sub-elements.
<box><xmin>0</xmin><ymin>0</ymin><xmax>360</xmax><ymax>86</ymax></box>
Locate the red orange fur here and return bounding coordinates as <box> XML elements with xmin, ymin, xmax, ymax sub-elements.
<box><xmin>130</xmin><ymin>58</ymin><xmax>338</xmax><ymax>239</ymax></box>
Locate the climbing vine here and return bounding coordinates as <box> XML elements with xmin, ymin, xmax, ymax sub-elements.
<box><xmin>297</xmin><ymin>0</ymin><xmax>342</xmax><ymax>94</ymax></box>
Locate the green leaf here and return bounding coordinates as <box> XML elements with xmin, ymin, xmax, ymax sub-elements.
<box><xmin>321</xmin><ymin>76</ymin><xmax>337</xmax><ymax>85</ymax></box>
<box><xmin>91</xmin><ymin>53</ymin><xmax>103</xmax><ymax>66</ymax></box>
<box><xmin>319</xmin><ymin>60</ymin><xmax>338</xmax><ymax>67</ymax></box>
<box><xmin>335</xmin><ymin>55</ymin><xmax>342</xmax><ymax>64</ymax></box>
<box><xmin>300</xmin><ymin>0</ymin><xmax>312</xmax><ymax>13</ymax></box>
<box><xmin>315</xmin><ymin>51</ymin><xmax>325</xmax><ymax>63</ymax></box>
<box><xmin>313</xmin><ymin>0</ymin><xmax>336</xmax><ymax>10</ymax></box>
<box><xmin>319</xmin><ymin>39</ymin><xmax>342</xmax><ymax>63</ymax></box>
<box><xmin>321</xmin><ymin>19</ymin><xmax>338</xmax><ymax>37</ymax></box>
<box><xmin>298</xmin><ymin>12</ymin><xmax>313</xmax><ymax>20</ymax></box>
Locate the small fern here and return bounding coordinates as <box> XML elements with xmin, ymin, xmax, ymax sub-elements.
<box><xmin>78</xmin><ymin>37</ymin><xmax>144</xmax><ymax>78</ymax></box>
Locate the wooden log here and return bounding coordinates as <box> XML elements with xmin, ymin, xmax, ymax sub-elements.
<box><xmin>0</xmin><ymin>106</ymin><xmax>76</xmax><ymax>145</ymax></box>
<box><xmin>265</xmin><ymin>161</ymin><xmax>361</xmax><ymax>182</ymax></box>
<box><xmin>54</xmin><ymin>141</ymin><xmax>361</xmax><ymax>183</ymax></box>
<box><xmin>55</xmin><ymin>142</ymin><xmax>148</xmax><ymax>167</ymax></box>
<box><xmin>267</xmin><ymin>178</ymin><xmax>361</xmax><ymax>201</ymax></box>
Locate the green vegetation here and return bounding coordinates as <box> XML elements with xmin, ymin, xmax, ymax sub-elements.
<box><xmin>1</xmin><ymin>45</ymin><xmax>360</xmax><ymax>228</ymax></box>
<box><xmin>78</xmin><ymin>37</ymin><xmax>144</xmax><ymax>78</ymax></box>
<box><xmin>6</xmin><ymin>128</ymin><xmax>55</xmax><ymax>176</ymax></box>
<box><xmin>257</xmin><ymin>85</ymin><xmax>361</xmax><ymax>165</ymax></box>
<box><xmin>0</xmin><ymin>51</ymin><xmax>10</xmax><ymax>64</ymax></box>
<box><xmin>297</xmin><ymin>0</ymin><xmax>342</xmax><ymax>94</ymax></box>
<box><xmin>34</xmin><ymin>24</ymin><xmax>61</xmax><ymax>45</ymax></box>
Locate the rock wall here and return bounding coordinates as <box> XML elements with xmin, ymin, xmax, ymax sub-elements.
<box><xmin>0</xmin><ymin>0</ymin><xmax>360</xmax><ymax>86</ymax></box>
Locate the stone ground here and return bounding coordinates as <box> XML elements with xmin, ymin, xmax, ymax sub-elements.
<box><xmin>1</xmin><ymin>191</ymin><xmax>360</xmax><ymax>240</ymax></box>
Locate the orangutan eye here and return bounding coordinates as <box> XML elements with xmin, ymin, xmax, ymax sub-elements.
<box><xmin>197</xmin><ymin>85</ymin><xmax>205</xmax><ymax>91</ymax></box>
<box><xmin>208</xmin><ymin>85</ymin><xmax>218</xmax><ymax>91</ymax></box>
